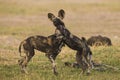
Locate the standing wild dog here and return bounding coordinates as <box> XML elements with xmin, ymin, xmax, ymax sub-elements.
<box><xmin>18</xmin><ymin>30</ymin><xmax>64</xmax><ymax>75</ymax></box>
<box><xmin>48</xmin><ymin>9</ymin><xmax>93</xmax><ymax>74</ymax></box>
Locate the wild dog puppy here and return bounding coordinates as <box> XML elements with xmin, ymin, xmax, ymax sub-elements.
<box><xmin>48</xmin><ymin>9</ymin><xmax>93</xmax><ymax>74</ymax></box>
<box><xmin>18</xmin><ymin>31</ymin><xmax>64</xmax><ymax>75</ymax></box>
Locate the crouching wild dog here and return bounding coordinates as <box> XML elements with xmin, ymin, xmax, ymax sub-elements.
<box><xmin>18</xmin><ymin>30</ymin><xmax>64</xmax><ymax>75</ymax></box>
<box><xmin>87</xmin><ymin>35</ymin><xmax>112</xmax><ymax>47</ymax></box>
<box><xmin>48</xmin><ymin>9</ymin><xmax>93</xmax><ymax>75</ymax></box>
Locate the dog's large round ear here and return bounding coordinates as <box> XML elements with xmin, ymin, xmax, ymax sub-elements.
<box><xmin>81</xmin><ymin>37</ymin><xmax>87</xmax><ymax>42</ymax></box>
<box><xmin>48</xmin><ymin>13</ymin><xmax>55</xmax><ymax>21</ymax></box>
<box><xmin>58</xmin><ymin>9</ymin><xmax>65</xmax><ymax>20</ymax></box>
<box><xmin>81</xmin><ymin>37</ymin><xmax>89</xmax><ymax>45</ymax></box>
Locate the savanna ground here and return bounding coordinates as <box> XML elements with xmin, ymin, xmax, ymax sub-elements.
<box><xmin>0</xmin><ymin>0</ymin><xmax>120</xmax><ymax>80</ymax></box>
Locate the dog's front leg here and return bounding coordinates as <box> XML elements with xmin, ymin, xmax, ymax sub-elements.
<box><xmin>48</xmin><ymin>55</ymin><xmax>58</xmax><ymax>75</ymax></box>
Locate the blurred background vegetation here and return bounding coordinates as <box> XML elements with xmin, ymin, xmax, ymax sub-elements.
<box><xmin>0</xmin><ymin>0</ymin><xmax>120</xmax><ymax>80</ymax></box>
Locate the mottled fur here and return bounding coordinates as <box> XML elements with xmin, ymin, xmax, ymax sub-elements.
<box><xmin>18</xmin><ymin>33</ymin><xmax>64</xmax><ymax>75</ymax></box>
<box><xmin>48</xmin><ymin>9</ymin><xmax>93</xmax><ymax>74</ymax></box>
<box><xmin>87</xmin><ymin>35</ymin><xmax>112</xmax><ymax>46</ymax></box>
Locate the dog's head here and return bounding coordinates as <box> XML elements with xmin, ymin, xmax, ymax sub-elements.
<box><xmin>48</xmin><ymin>9</ymin><xmax>65</xmax><ymax>28</ymax></box>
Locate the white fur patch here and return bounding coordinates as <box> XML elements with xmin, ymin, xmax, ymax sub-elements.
<box><xmin>70</xmin><ymin>34</ymin><xmax>73</xmax><ymax>38</ymax></box>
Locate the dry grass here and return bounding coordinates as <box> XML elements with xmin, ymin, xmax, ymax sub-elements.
<box><xmin>0</xmin><ymin>0</ymin><xmax>120</xmax><ymax>80</ymax></box>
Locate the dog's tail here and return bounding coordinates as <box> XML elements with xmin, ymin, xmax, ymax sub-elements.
<box><xmin>19</xmin><ymin>41</ymin><xmax>25</xmax><ymax>57</ymax></box>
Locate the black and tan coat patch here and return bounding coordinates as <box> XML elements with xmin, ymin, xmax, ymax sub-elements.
<box><xmin>48</xmin><ymin>9</ymin><xmax>93</xmax><ymax>74</ymax></box>
<box><xmin>87</xmin><ymin>35</ymin><xmax>112</xmax><ymax>46</ymax></box>
<box><xmin>18</xmin><ymin>34</ymin><xmax>64</xmax><ymax>75</ymax></box>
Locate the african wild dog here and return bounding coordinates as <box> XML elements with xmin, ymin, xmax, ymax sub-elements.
<box><xmin>87</xmin><ymin>35</ymin><xmax>112</xmax><ymax>46</ymax></box>
<box><xmin>18</xmin><ymin>30</ymin><xmax>64</xmax><ymax>75</ymax></box>
<box><xmin>48</xmin><ymin>9</ymin><xmax>93</xmax><ymax>74</ymax></box>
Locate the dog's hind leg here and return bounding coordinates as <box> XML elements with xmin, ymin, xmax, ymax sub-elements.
<box><xmin>88</xmin><ymin>52</ymin><xmax>94</xmax><ymax>69</ymax></box>
<box><xmin>76</xmin><ymin>51</ymin><xmax>88</xmax><ymax>75</ymax></box>
<box><xmin>84</xmin><ymin>56</ymin><xmax>91</xmax><ymax>75</ymax></box>
<box><xmin>20</xmin><ymin>49</ymin><xmax>35</xmax><ymax>74</ymax></box>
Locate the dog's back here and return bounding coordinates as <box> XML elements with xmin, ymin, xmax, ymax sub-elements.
<box><xmin>19</xmin><ymin>34</ymin><xmax>64</xmax><ymax>54</ymax></box>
